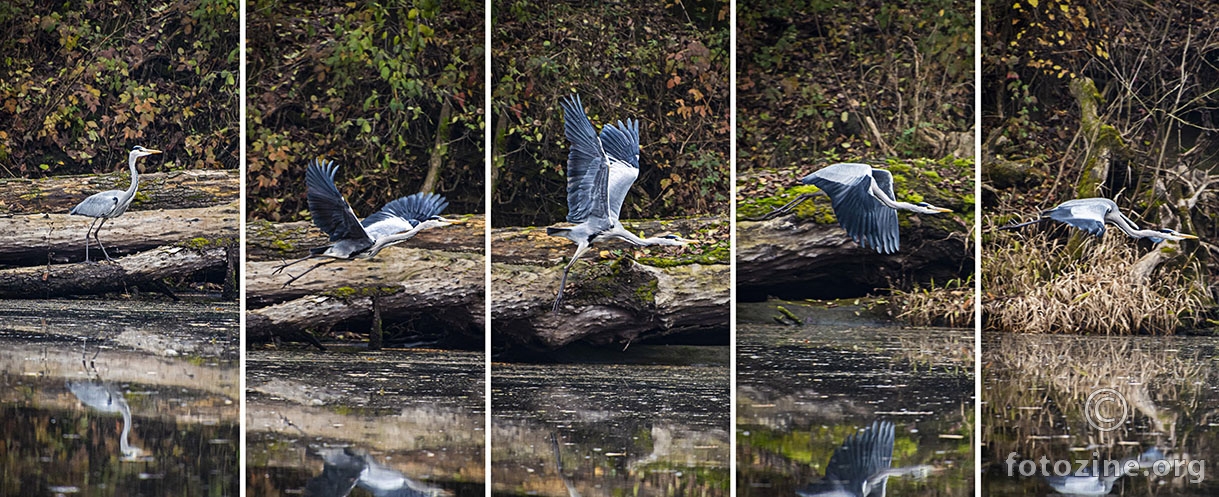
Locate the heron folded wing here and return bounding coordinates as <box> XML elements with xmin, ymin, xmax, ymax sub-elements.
<box><xmin>69</xmin><ymin>191</ymin><xmax>123</xmax><ymax>217</ymax></box>
<box><xmin>305</xmin><ymin>159</ymin><xmax>370</xmax><ymax>242</ymax></box>
<box><xmin>560</xmin><ymin>94</ymin><xmax>609</xmax><ymax>223</ymax></box>
<box><xmin>1048</xmin><ymin>201</ymin><xmax>1109</xmax><ymax>237</ymax></box>
<box><xmin>362</xmin><ymin>192</ymin><xmax>450</xmax><ymax>239</ymax></box>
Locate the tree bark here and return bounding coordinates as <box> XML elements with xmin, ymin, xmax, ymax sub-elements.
<box><xmin>736</xmin><ymin>216</ymin><xmax>973</xmax><ymax>301</ymax></box>
<box><xmin>0</xmin><ymin>169</ymin><xmax>239</xmax><ymax>215</ymax></box>
<box><xmin>0</xmin><ymin>244</ymin><xmax>230</xmax><ymax>298</ymax></box>
<box><xmin>245</xmin><ymin>215</ymin><xmax>484</xmax><ymax>261</ymax></box>
<box><xmin>420</xmin><ymin>98</ymin><xmax>452</xmax><ymax>194</ymax></box>
<box><xmin>0</xmin><ymin>202</ymin><xmax>239</xmax><ymax>266</ymax></box>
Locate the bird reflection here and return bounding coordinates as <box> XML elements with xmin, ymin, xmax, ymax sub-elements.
<box><xmin>304</xmin><ymin>447</ymin><xmax>449</xmax><ymax>497</ymax></box>
<box><xmin>1044</xmin><ymin>447</ymin><xmax>1164</xmax><ymax>496</ymax></box>
<box><xmin>66</xmin><ymin>380</ymin><xmax>145</xmax><ymax>461</ymax></box>
<box><xmin>550</xmin><ymin>433</ymin><xmax>580</xmax><ymax>497</ymax></box>
<box><xmin>798</xmin><ymin>421</ymin><xmax>933</xmax><ymax>497</ymax></box>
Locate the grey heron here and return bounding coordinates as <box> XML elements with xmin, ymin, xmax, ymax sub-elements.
<box><xmin>999</xmin><ymin>197</ymin><xmax>1198</xmax><ymax>243</ymax></box>
<box><xmin>306</xmin><ymin>447</ymin><xmax>448</xmax><ymax>497</ymax></box>
<box><xmin>547</xmin><ymin>94</ymin><xmax>689</xmax><ymax>313</ymax></box>
<box><xmin>68</xmin><ymin>145</ymin><xmax>162</xmax><ymax>262</ymax></box>
<box><xmin>273</xmin><ymin>159</ymin><xmax>461</xmax><ymax>287</ymax></box>
<box><xmin>752</xmin><ymin>163</ymin><xmax>952</xmax><ymax>254</ymax></box>
<box><xmin>1043</xmin><ymin>447</ymin><xmax>1163</xmax><ymax>496</ymax></box>
<box><xmin>798</xmin><ymin>421</ymin><xmax>933</xmax><ymax>497</ymax></box>
<box><xmin>67</xmin><ymin>380</ymin><xmax>145</xmax><ymax>461</ymax></box>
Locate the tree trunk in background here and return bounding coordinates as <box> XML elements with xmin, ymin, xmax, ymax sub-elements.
<box><xmin>244</xmin><ymin>215</ymin><xmax>485</xmax><ymax>261</ymax></box>
<box><xmin>421</xmin><ymin>98</ymin><xmax>453</xmax><ymax>193</ymax></box>
<box><xmin>0</xmin><ymin>170</ymin><xmax>239</xmax><ymax>214</ymax></box>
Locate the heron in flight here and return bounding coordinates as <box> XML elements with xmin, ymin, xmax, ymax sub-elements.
<box><xmin>69</xmin><ymin>146</ymin><xmax>162</xmax><ymax>262</ymax></box>
<box><xmin>798</xmin><ymin>421</ymin><xmax>934</xmax><ymax>497</ymax></box>
<box><xmin>752</xmin><ymin>163</ymin><xmax>952</xmax><ymax>254</ymax></box>
<box><xmin>305</xmin><ymin>447</ymin><xmax>448</xmax><ymax>497</ymax></box>
<box><xmin>1043</xmin><ymin>447</ymin><xmax>1164</xmax><ymax>496</ymax></box>
<box><xmin>998</xmin><ymin>197</ymin><xmax>1198</xmax><ymax>243</ymax></box>
<box><xmin>274</xmin><ymin>159</ymin><xmax>460</xmax><ymax>286</ymax></box>
<box><xmin>547</xmin><ymin>94</ymin><xmax>689</xmax><ymax>313</ymax></box>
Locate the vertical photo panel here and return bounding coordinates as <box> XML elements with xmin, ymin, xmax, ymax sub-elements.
<box><xmin>734</xmin><ymin>1</ymin><xmax>976</xmax><ymax>495</ymax></box>
<box><xmin>242</xmin><ymin>0</ymin><xmax>486</xmax><ymax>495</ymax></box>
<box><xmin>982</xmin><ymin>1</ymin><xmax>1217</xmax><ymax>495</ymax></box>
<box><xmin>489</xmin><ymin>0</ymin><xmax>731</xmax><ymax>495</ymax></box>
<box><xmin>0</xmin><ymin>0</ymin><xmax>241</xmax><ymax>495</ymax></box>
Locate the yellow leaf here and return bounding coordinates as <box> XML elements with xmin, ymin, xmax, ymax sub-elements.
<box><xmin>1059</xmin><ymin>3</ymin><xmax>1069</xmax><ymax>12</ymax></box>
<box><xmin>1028</xmin><ymin>0</ymin><xmax>1037</xmax><ymax>6</ymax></box>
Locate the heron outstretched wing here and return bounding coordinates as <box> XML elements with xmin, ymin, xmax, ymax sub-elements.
<box><xmin>600</xmin><ymin>118</ymin><xmax>640</xmax><ymax>221</ymax></box>
<box><xmin>362</xmin><ymin>192</ymin><xmax>449</xmax><ymax>239</ymax></box>
<box><xmin>1046</xmin><ymin>198</ymin><xmax>1112</xmax><ymax>237</ymax></box>
<box><xmin>798</xmin><ymin>421</ymin><xmax>895</xmax><ymax>497</ymax></box>
<box><xmin>306</xmin><ymin>159</ymin><xmax>371</xmax><ymax>243</ymax></box>
<box><xmin>560</xmin><ymin>94</ymin><xmax>609</xmax><ymax>223</ymax></box>
<box><xmin>802</xmin><ymin>163</ymin><xmax>900</xmax><ymax>254</ymax></box>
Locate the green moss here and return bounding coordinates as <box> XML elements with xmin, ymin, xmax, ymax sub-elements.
<box><xmin>634</xmin><ymin>279</ymin><xmax>658</xmax><ymax>304</ymax></box>
<box><xmin>181</xmin><ymin>237</ymin><xmax>212</xmax><ymax>249</ymax></box>
<box><xmin>636</xmin><ymin>241</ymin><xmax>730</xmax><ymax>267</ymax></box>
<box><xmin>323</xmin><ymin>286</ymin><xmax>401</xmax><ymax>299</ymax></box>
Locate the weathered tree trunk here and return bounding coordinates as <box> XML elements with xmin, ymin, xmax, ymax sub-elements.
<box><xmin>420</xmin><ymin>98</ymin><xmax>452</xmax><ymax>193</ymax></box>
<box><xmin>0</xmin><ymin>244</ymin><xmax>230</xmax><ymax>298</ymax></box>
<box><xmin>736</xmin><ymin>216</ymin><xmax>972</xmax><ymax>300</ymax></box>
<box><xmin>0</xmin><ymin>202</ymin><xmax>239</xmax><ymax>266</ymax></box>
<box><xmin>245</xmin><ymin>215</ymin><xmax>484</xmax><ymax>261</ymax></box>
<box><xmin>0</xmin><ymin>169</ymin><xmax>239</xmax><ymax>214</ymax></box>
<box><xmin>245</xmin><ymin>248</ymin><xmax>485</xmax><ymax>341</ymax></box>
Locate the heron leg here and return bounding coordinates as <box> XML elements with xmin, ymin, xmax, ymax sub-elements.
<box><xmin>280</xmin><ymin>259</ymin><xmax>336</xmax><ymax>288</ymax></box>
<box><xmin>552</xmin><ymin>241</ymin><xmax>591</xmax><ymax>314</ymax></box>
<box><xmin>272</xmin><ymin>255</ymin><xmax>314</xmax><ymax>275</ymax></box>
<box><xmin>94</xmin><ymin>218</ymin><xmax>113</xmax><ymax>261</ymax></box>
<box><xmin>83</xmin><ymin>218</ymin><xmax>100</xmax><ymax>263</ymax></box>
<box><xmin>745</xmin><ymin>192</ymin><xmax>825</xmax><ymax>221</ymax></box>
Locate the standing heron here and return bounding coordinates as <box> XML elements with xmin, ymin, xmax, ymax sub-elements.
<box><xmin>547</xmin><ymin>94</ymin><xmax>689</xmax><ymax>313</ymax></box>
<box><xmin>69</xmin><ymin>145</ymin><xmax>162</xmax><ymax>262</ymax></box>
<box><xmin>752</xmin><ymin>163</ymin><xmax>952</xmax><ymax>254</ymax></box>
<box><xmin>998</xmin><ymin>197</ymin><xmax>1198</xmax><ymax>242</ymax></box>
<box><xmin>798</xmin><ymin>421</ymin><xmax>933</xmax><ymax>497</ymax></box>
<box><xmin>274</xmin><ymin>159</ymin><xmax>460</xmax><ymax>286</ymax></box>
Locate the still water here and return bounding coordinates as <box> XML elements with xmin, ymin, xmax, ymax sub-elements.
<box><xmin>246</xmin><ymin>348</ymin><xmax>486</xmax><ymax>497</ymax></box>
<box><xmin>736</xmin><ymin>301</ymin><xmax>974</xmax><ymax>496</ymax></box>
<box><xmin>491</xmin><ymin>345</ymin><xmax>730</xmax><ymax>496</ymax></box>
<box><xmin>983</xmin><ymin>333</ymin><xmax>1219</xmax><ymax>496</ymax></box>
<box><xmin>0</xmin><ymin>299</ymin><xmax>239</xmax><ymax>496</ymax></box>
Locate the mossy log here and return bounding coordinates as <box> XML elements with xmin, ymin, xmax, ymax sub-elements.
<box><xmin>0</xmin><ymin>244</ymin><xmax>230</xmax><ymax>298</ymax></box>
<box><xmin>0</xmin><ymin>202</ymin><xmax>239</xmax><ymax>267</ymax></box>
<box><xmin>245</xmin><ymin>214</ymin><xmax>485</xmax><ymax>261</ymax></box>
<box><xmin>736</xmin><ymin>216</ymin><xmax>973</xmax><ymax>300</ymax></box>
<box><xmin>491</xmin><ymin>217</ymin><xmax>725</xmax><ymax>264</ymax></box>
<box><xmin>244</xmin><ymin>248</ymin><xmax>485</xmax><ymax>341</ymax></box>
<box><xmin>0</xmin><ymin>169</ymin><xmax>239</xmax><ymax>215</ymax></box>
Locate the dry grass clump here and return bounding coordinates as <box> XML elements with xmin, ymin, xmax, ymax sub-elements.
<box><xmin>893</xmin><ymin>276</ymin><xmax>975</xmax><ymax>328</ymax></box>
<box><xmin>983</xmin><ymin>225</ymin><xmax>1207</xmax><ymax>334</ymax></box>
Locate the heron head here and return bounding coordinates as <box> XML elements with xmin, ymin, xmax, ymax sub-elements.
<box><xmin>914</xmin><ymin>201</ymin><xmax>952</xmax><ymax>214</ymax></box>
<box><xmin>656</xmin><ymin>233</ymin><xmax>692</xmax><ymax>246</ymax></box>
<box><xmin>420</xmin><ymin>215</ymin><xmax>463</xmax><ymax>229</ymax></box>
<box><xmin>130</xmin><ymin>146</ymin><xmax>162</xmax><ymax>158</ymax></box>
<box><xmin>1156</xmin><ymin>228</ymin><xmax>1198</xmax><ymax>241</ymax></box>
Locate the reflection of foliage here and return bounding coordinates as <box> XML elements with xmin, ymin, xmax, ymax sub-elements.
<box><xmin>491</xmin><ymin>0</ymin><xmax>730</xmax><ymax>227</ymax></box>
<box><xmin>0</xmin><ymin>0</ymin><xmax>238</xmax><ymax>175</ymax></box>
<box><xmin>247</xmin><ymin>0</ymin><xmax>484</xmax><ymax>221</ymax></box>
<box><xmin>738</xmin><ymin>0</ymin><xmax>974</xmax><ymax>169</ymax></box>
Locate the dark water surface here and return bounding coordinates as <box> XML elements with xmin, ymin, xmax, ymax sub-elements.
<box><xmin>736</xmin><ymin>301</ymin><xmax>974</xmax><ymax>496</ymax></box>
<box><xmin>983</xmin><ymin>333</ymin><xmax>1219</xmax><ymax>496</ymax></box>
<box><xmin>0</xmin><ymin>299</ymin><xmax>239</xmax><ymax>496</ymax></box>
<box><xmin>491</xmin><ymin>345</ymin><xmax>730</xmax><ymax>496</ymax></box>
<box><xmin>246</xmin><ymin>348</ymin><xmax>486</xmax><ymax>497</ymax></box>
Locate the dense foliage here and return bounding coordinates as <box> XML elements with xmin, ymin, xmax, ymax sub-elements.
<box><xmin>491</xmin><ymin>0</ymin><xmax>730</xmax><ymax>227</ymax></box>
<box><xmin>247</xmin><ymin>0</ymin><xmax>484</xmax><ymax>221</ymax></box>
<box><xmin>0</xmin><ymin>0</ymin><xmax>239</xmax><ymax>176</ymax></box>
<box><xmin>737</xmin><ymin>0</ymin><xmax>974</xmax><ymax>170</ymax></box>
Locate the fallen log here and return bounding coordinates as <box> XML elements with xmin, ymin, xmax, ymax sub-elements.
<box><xmin>491</xmin><ymin>217</ymin><xmax>725</xmax><ymax>264</ymax></box>
<box><xmin>0</xmin><ymin>201</ymin><xmax>239</xmax><ymax>266</ymax></box>
<box><xmin>245</xmin><ymin>214</ymin><xmax>485</xmax><ymax>261</ymax></box>
<box><xmin>736</xmin><ymin>215</ymin><xmax>973</xmax><ymax>301</ymax></box>
<box><xmin>0</xmin><ymin>244</ymin><xmax>230</xmax><ymax>298</ymax></box>
<box><xmin>0</xmin><ymin>169</ymin><xmax>239</xmax><ymax>215</ymax></box>
<box><xmin>245</xmin><ymin>248</ymin><xmax>485</xmax><ymax>342</ymax></box>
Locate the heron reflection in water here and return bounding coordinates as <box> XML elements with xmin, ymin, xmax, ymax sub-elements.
<box><xmin>67</xmin><ymin>380</ymin><xmax>145</xmax><ymax>461</ymax></box>
<box><xmin>1044</xmin><ymin>447</ymin><xmax>1164</xmax><ymax>496</ymax></box>
<box><xmin>304</xmin><ymin>446</ymin><xmax>449</xmax><ymax>497</ymax></box>
<box><xmin>798</xmin><ymin>421</ymin><xmax>934</xmax><ymax>497</ymax></box>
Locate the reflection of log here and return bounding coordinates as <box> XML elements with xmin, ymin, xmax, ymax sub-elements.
<box><xmin>736</xmin><ymin>216</ymin><xmax>972</xmax><ymax>300</ymax></box>
<box><xmin>491</xmin><ymin>260</ymin><xmax>729</xmax><ymax>350</ymax></box>
<box><xmin>0</xmin><ymin>244</ymin><xmax>230</xmax><ymax>298</ymax></box>
<box><xmin>245</xmin><ymin>248</ymin><xmax>485</xmax><ymax>340</ymax></box>
<box><xmin>0</xmin><ymin>169</ymin><xmax>239</xmax><ymax>214</ymax></box>
<box><xmin>244</xmin><ymin>215</ymin><xmax>485</xmax><ymax>261</ymax></box>
<box><xmin>0</xmin><ymin>201</ymin><xmax>239</xmax><ymax>266</ymax></box>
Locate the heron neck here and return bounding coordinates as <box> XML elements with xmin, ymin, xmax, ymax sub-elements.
<box><xmin>119</xmin><ymin>401</ymin><xmax>137</xmax><ymax>457</ymax></box>
<box><xmin>364</xmin><ymin>222</ymin><xmax>429</xmax><ymax>257</ymax></box>
<box><xmin>867</xmin><ymin>181</ymin><xmax>903</xmax><ymax>210</ymax></box>
<box><xmin>1108</xmin><ymin>213</ymin><xmax>1155</xmax><ymax>239</ymax></box>
<box><xmin>123</xmin><ymin>153</ymin><xmax>140</xmax><ymax>204</ymax></box>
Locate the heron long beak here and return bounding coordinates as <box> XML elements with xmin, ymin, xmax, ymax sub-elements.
<box><xmin>1179</xmin><ymin>233</ymin><xmax>1199</xmax><ymax>240</ymax></box>
<box><xmin>147</xmin><ymin>148</ymin><xmax>163</xmax><ymax>154</ymax></box>
<box><xmin>933</xmin><ymin>207</ymin><xmax>953</xmax><ymax>213</ymax></box>
<box><xmin>444</xmin><ymin>217</ymin><xmax>467</xmax><ymax>225</ymax></box>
